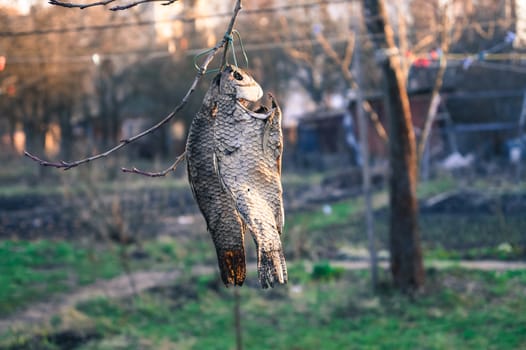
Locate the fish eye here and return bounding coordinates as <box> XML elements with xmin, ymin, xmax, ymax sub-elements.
<box><xmin>233</xmin><ymin>71</ymin><xmax>243</xmax><ymax>81</ymax></box>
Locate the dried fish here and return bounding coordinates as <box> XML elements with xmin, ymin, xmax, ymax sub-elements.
<box><xmin>214</xmin><ymin>65</ymin><xmax>287</xmax><ymax>288</ymax></box>
<box><xmin>186</xmin><ymin>73</ymin><xmax>247</xmax><ymax>286</ymax></box>
<box><xmin>186</xmin><ymin>65</ymin><xmax>287</xmax><ymax>288</ymax></box>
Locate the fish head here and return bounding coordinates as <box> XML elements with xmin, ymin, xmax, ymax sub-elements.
<box><xmin>220</xmin><ymin>65</ymin><xmax>263</xmax><ymax>103</ymax></box>
<box><xmin>220</xmin><ymin>65</ymin><xmax>278</xmax><ymax>120</ymax></box>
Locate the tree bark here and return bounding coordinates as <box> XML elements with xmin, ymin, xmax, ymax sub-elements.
<box><xmin>362</xmin><ymin>0</ymin><xmax>425</xmax><ymax>291</ymax></box>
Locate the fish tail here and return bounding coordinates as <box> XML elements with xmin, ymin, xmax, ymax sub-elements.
<box><xmin>217</xmin><ymin>249</ymin><xmax>247</xmax><ymax>286</ymax></box>
<box><xmin>257</xmin><ymin>247</ymin><xmax>288</xmax><ymax>289</ymax></box>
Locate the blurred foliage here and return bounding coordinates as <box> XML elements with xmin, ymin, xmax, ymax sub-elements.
<box><xmin>311</xmin><ymin>261</ymin><xmax>344</xmax><ymax>281</ymax></box>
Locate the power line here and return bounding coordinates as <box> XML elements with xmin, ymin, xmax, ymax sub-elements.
<box><xmin>2</xmin><ymin>36</ymin><xmax>350</xmax><ymax>64</ymax></box>
<box><xmin>6</xmin><ymin>35</ymin><xmax>526</xmax><ymax>65</ymax></box>
<box><xmin>0</xmin><ymin>6</ymin><xmax>514</xmax><ymax>39</ymax></box>
<box><xmin>0</xmin><ymin>0</ymin><xmax>353</xmax><ymax>37</ymax></box>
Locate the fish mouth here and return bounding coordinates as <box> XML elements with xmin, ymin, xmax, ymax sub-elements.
<box><xmin>237</xmin><ymin>96</ymin><xmax>274</xmax><ymax>120</ymax></box>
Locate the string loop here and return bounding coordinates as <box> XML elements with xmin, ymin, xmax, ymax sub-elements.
<box><xmin>194</xmin><ymin>29</ymin><xmax>249</xmax><ymax>73</ymax></box>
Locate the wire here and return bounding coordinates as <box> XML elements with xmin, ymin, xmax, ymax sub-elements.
<box><xmin>0</xmin><ymin>6</ymin><xmax>515</xmax><ymax>40</ymax></box>
<box><xmin>1</xmin><ymin>35</ymin><xmax>359</xmax><ymax>65</ymax></box>
<box><xmin>0</xmin><ymin>0</ymin><xmax>353</xmax><ymax>37</ymax></box>
<box><xmin>7</xmin><ymin>36</ymin><xmax>526</xmax><ymax>66</ymax></box>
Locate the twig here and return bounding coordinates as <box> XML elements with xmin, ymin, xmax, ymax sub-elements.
<box><xmin>315</xmin><ymin>32</ymin><xmax>388</xmax><ymax>143</ymax></box>
<box><xmin>26</xmin><ymin>0</ymin><xmax>243</xmax><ymax>171</ymax></box>
<box><xmin>417</xmin><ymin>3</ymin><xmax>450</xmax><ymax>163</ymax></box>
<box><xmin>48</xmin><ymin>0</ymin><xmax>177</xmax><ymax>11</ymax></box>
<box><xmin>121</xmin><ymin>151</ymin><xmax>186</xmax><ymax>177</ymax></box>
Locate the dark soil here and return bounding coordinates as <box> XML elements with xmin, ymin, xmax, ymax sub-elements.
<box><xmin>421</xmin><ymin>190</ymin><xmax>526</xmax><ymax>215</ymax></box>
<box><xmin>3</xmin><ymin>329</ymin><xmax>100</xmax><ymax>350</ymax></box>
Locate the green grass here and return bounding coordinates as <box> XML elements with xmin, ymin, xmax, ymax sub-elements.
<box><xmin>7</xmin><ymin>267</ymin><xmax>523</xmax><ymax>350</ymax></box>
<box><xmin>0</xmin><ymin>235</ymin><xmax>218</xmax><ymax>317</ymax></box>
<box><xmin>283</xmin><ymin>175</ymin><xmax>525</xmax><ymax>260</ymax></box>
<box><xmin>0</xmin><ymin>240</ymin><xmax>126</xmax><ymax>315</ymax></box>
<box><xmin>2</xmin><ymin>172</ymin><xmax>525</xmax><ymax>348</ymax></box>
<box><xmin>285</xmin><ymin>177</ymin><xmax>456</xmax><ymax>235</ymax></box>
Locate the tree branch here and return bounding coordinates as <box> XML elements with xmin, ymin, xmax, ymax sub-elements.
<box><xmin>417</xmin><ymin>4</ymin><xmax>450</xmax><ymax>163</ymax></box>
<box><xmin>26</xmin><ymin>0</ymin><xmax>243</xmax><ymax>171</ymax></box>
<box><xmin>48</xmin><ymin>0</ymin><xmax>178</xmax><ymax>11</ymax></box>
<box><xmin>315</xmin><ymin>32</ymin><xmax>388</xmax><ymax>143</ymax></box>
<box><xmin>121</xmin><ymin>151</ymin><xmax>186</xmax><ymax>177</ymax></box>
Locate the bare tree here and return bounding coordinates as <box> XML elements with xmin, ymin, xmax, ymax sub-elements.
<box><xmin>363</xmin><ymin>0</ymin><xmax>425</xmax><ymax>292</ymax></box>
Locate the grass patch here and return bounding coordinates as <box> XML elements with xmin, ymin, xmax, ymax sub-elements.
<box><xmin>284</xmin><ymin>176</ymin><xmax>525</xmax><ymax>260</ymax></box>
<box><xmin>14</xmin><ymin>268</ymin><xmax>523</xmax><ymax>350</ymax></box>
<box><xmin>0</xmin><ymin>240</ymin><xmax>126</xmax><ymax>315</ymax></box>
<box><xmin>0</xmin><ymin>235</ymin><xmax>218</xmax><ymax>317</ymax></box>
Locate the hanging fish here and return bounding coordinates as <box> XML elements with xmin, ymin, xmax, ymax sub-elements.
<box><xmin>214</xmin><ymin>65</ymin><xmax>287</xmax><ymax>288</ymax></box>
<box><xmin>186</xmin><ymin>65</ymin><xmax>287</xmax><ymax>288</ymax></box>
<box><xmin>186</xmin><ymin>73</ymin><xmax>247</xmax><ymax>286</ymax></box>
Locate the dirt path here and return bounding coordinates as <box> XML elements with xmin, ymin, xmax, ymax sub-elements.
<box><xmin>331</xmin><ymin>259</ymin><xmax>526</xmax><ymax>271</ymax></box>
<box><xmin>1</xmin><ymin>260</ymin><xmax>524</xmax><ymax>333</ymax></box>
<box><xmin>0</xmin><ymin>267</ymin><xmax>213</xmax><ymax>333</ymax></box>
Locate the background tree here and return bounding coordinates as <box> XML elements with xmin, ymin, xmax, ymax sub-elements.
<box><xmin>363</xmin><ymin>0</ymin><xmax>425</xmax><ymax>292</ymax></box>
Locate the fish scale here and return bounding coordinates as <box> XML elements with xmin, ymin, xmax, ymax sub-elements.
<box><xmin>186</xmin><ymin>65</ymin><xmax>287</xmax><ymax>288</ymax></box>
<box><xmin>214</xmin><ymin>66</ymin><xmax>287</xmax><ymax>288</ymax></box>
<box><xmin>186</xmin><ymin>74</ymin><xmax>247</xmax><ymax>286</ymax></box>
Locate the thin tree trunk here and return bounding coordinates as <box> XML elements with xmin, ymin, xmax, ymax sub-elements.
<box><xmin>356</xmin><ymin>37</ymin><xmax>378</xmax><ymax>290</ymax></box>
<box><xmin>59</xmin><ymin>108</ymin><xmax>74</xmax><ymax>161</ymax></box>
<box><xmin>234</xmin><ymin>288</ymin><xmax>243</xmax><ymax>350</ymax></box>
<box><xmin>363</xmin><ymin>0</ymin><xmax>425</xmax><ymax>292</ymax></box>
<box><xmin>7</xmin><ymin>115</ymin><xmax>17</xmax><ymax>154</ymax></box>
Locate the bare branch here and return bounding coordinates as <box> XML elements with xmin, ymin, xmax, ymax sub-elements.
<box><xmin>341</xmin><ymin>34</ymin><xmax>355</xmax><ymax>71</ymax></box>
<box><xmin>417</xmin><ymin>4</ymin><xmax>450</xmax><ymax>162</ymax></box>
<box><xmin>284</xmin><ymin>47</ymin><xmax>314</xmax><ymax>66</ymax></box>
<box><xmin>396</xmin><ymin>0</ymin><xmax>409</xmax><ymax>76</ymax></box>
<box><xmin>26</xmin><ymin>0</ymin><xmax>243</xmax><ymax>171</ymax></box>
<box><xmin>315</xmin><ymin>32</ymin><xmax>388</xmax><ymax>143</ymax></box>
<box><xmin>411</xmin><ymin>34</ymin><xmax>437</xmax><ymax>54</ymax></box>
<box><xmin>315</xmin><ymin>32</ymin><xmax>341</xmax><ymax>64</ymax></box>
<box><xmin>48</xmin><ymin>0</ymin><xmax>177</xmax><ymax>11</ymax></box>
<box><xmin>121</xmin><ymin>151</ymin><xmax>186</xmax><ymax>177</ymax></box>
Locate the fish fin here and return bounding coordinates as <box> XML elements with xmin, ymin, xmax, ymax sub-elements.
<box><xmin>277</xmin><ymin>204</ymin><xmax>285</xmax><ymax>235</ymax></box>
<box><xmin>266</xmin><ymin>95</ymin><xmax>285</xmax><ymax>233</ymax></box>
<box><xmin>263</xmin><ymin>94</ymin><xmax>283</xmax><ymax>159</ymax></box>
<box><xmin>217</xmin><ymin>248</ymin><xmax>247</xmax><ymax>286</ymax></box>
<box><xmin>257</xmin><ymin>247</ymin><xmax>288</xmax><ymax>289</ymax></box>
<box><xmin>186</xmin><ymin>155</ymin><xmax>200</xmax><ymax>208</ymax></box>
<box><xmin>213</xmin><ymin>152</ymin><xmax>234</xmax><ymax>198</ymax></box>
<box><xmin>262</xmin><ymin>108</ymin><xmax>277</xmax><ymax>154</ymax></box>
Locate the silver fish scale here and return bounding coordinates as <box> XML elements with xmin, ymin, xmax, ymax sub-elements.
<box><xmin>215</xmin><ymin>88</ymin><xmax>287</xmax><ymax>288</ymax></box>
<box><xmin>186</xmin><ymin>75</ymin><xmax>247</xmax><ymax>286</ymax></box>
